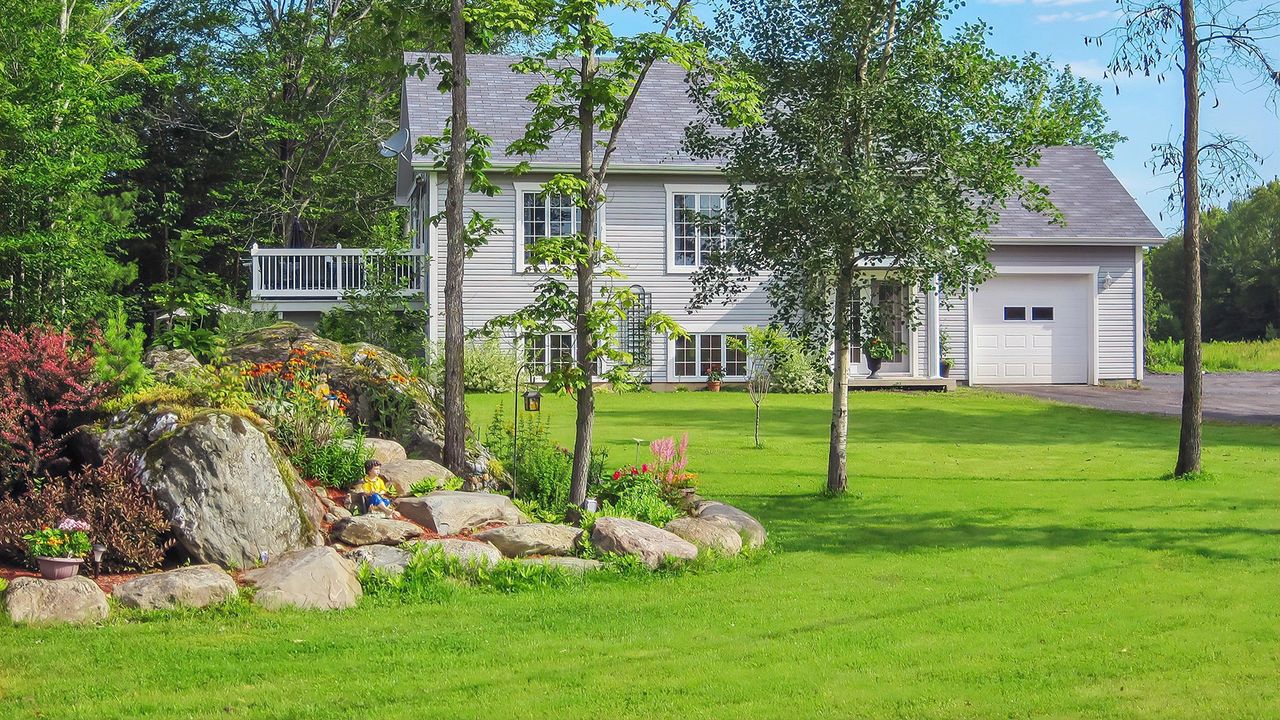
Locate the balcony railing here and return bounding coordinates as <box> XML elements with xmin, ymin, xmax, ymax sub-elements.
<box><xmin>249</xmin><ymin>244</ymin><xmax>426</xmax><ymax>301</ymax></box>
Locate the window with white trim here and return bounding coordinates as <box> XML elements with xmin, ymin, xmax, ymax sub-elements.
<box><xmin>672</xmin><ymin>192</ymin><xmax>733</xmax><ymax>268</ymax></box>
<box><xmin>521</xmin><ymin>192</ymin><xmax>581</xmax><ymax>265</ymax></box>
<box><xmin>674</xmin><ymin>333</ymin><xmax>748</xmax><ymax>379</ymax></box>
<box><xmin>525</xmin><ymin>332</ymin><xmax>600</xmax><ymax>377</ymax></box>
<box><xmin>674</xmin><ymin>336</ymin><xmax>697</xmax><ymax>377</ymax></box>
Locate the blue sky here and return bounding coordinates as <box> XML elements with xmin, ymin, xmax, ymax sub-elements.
<box><xmin>606</xmin><ymin>1</ymin><xmax>1280</xmax><ymax>234</ymax></box>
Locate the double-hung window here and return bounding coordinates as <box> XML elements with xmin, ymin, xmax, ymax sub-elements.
<box><xmin>525</xmin><ymin>332</ymin><xmax>597</xmax><ymax>377</ymax></box>
<box><xmin>669</xmin><ymin>187</ymin><xmax>733</xmax><ymax>270</ymax></box>
<box><xmin>521</xmin><ymin>191</ymin><xmax>580</xmax><ymax>266</ymax></box>
<box><xmin>674</xmin><ymin>333</ymin><xmax>747</xmax><ymax>379</ymax></box>
<box><xmin>514</xmin><ymin>183</ymin><xmax>605</xmax><ymax>271</ymax></box>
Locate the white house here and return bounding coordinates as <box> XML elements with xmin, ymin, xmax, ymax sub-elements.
<box><xmin>250</xmin><ymin>54</ymin><xmax>1166</xmax><ymax>387</ymax></box>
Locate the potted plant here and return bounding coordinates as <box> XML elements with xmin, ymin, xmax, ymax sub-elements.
<box><xmin>705</xmin><ymin>363</ymin><xmax>725</xmax><ymax>391</ymax></box>
<box><xmin>24</xmin><ymin>519</ymin><xmax>92</xmax><ymax>580</ymax></box>
<box><xmin>939</xmin><ymin>331</ymin><xmax>953</xmax><ymax>378</ymax></box>
<box><xmin>863</xmin><ymin>338</ymin><xmax>897</xmax><ymax>379</ymax></box>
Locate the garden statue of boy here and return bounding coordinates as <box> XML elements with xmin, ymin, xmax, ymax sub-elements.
<box><xmin>359</xmin><ymin>459</ymin><xmax>396</xmax><ymax>517</ymax></box>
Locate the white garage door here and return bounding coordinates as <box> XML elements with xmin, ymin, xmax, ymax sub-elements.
<box><xmin>971</xmin><ymin>274</ymin><xmax>1090</xmax><ymax>384</ymax></box>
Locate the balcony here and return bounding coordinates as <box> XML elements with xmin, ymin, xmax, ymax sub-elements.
<box><xmin>248</xmin><ymin>245</ymin><xmax>426</xmax><ymax>309</ymax></box>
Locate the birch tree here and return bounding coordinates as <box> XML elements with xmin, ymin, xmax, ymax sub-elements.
<box><xmin>1095</xmin><ymin>0</ymin><xmax>1280</xmax><ymax>477</ymax></box>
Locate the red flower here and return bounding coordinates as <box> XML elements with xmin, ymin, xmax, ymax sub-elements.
<box><xmin>630</xmin><ymin>467</ymin><xmax>639</xmax><ymax>475</ymax></box>
<box><xmin>641</xmin><ymin>464</ymin><xmax>650</xmax><ymax>473</ymax></box>
<box><xmin>612</xmin><ymin>470</ymin><xmax>622</xmax><ymax>481</ymax></box>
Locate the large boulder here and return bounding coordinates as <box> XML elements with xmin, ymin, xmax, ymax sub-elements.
<box><xmin>226</xmin><ymin>324</ymin><xmax>470</xmax><ymax>469</ymax></box>
<box><xmin>665</xmin><ymin>516</ymin><xmax>743</xmax><ymax>555</ymax></box>
<box><xmin>475</xmin><ymin>523</ymin><xmax>582</xmax><ymax>558</ymax></box>
<box><xmin>590</xmin><ymin>517</ymin><xmax>698</xmax><ymax>569</ymax></box>
<box><xmin>364</xmin><ymin>438</ymin><xmax>407</xmax><ymax>465</ymax></box>
<box><xmin>516</xmin><ymin>556</ymin><xmax>603</xmax><ymax>575</ymax></box>
<box><xmin>143</xmin><ymin>347</ymin><xmax>202</xmax><ymax>382</ymax></box>
<box><xmin>5</xmin><ymin>576</ymin><xmax>109</xmax><ymax>625</ymax></box>
<box><xmin>395</xmin><ymin>491</ymin><xmax>526</xmax><ymax>535</ymax></box>
<box><xmin>408</xmin><ymin>538</ymin><xmax>503</xmax><ymax>567</ymax></box>
<box><xmin>696</xmin><ymin>501</ymin><xmax>767</xmax><ymax>549</ymax></box>
<box><xmin>346</xmin><ymin>544</ymin><xmax>413</xmax><ymax>577</ymax></box>
<box><xmin>113</xmin><ymin>565</ymin><xmax>238</xmax><ymax>610</ymax></box>
<box><xmin>109</xmin><ymin>411</ymin><xmax>321</xmax><ymax>569</ymax></box>
<box><xmin>380</xmin><ymin>459</ymin><xmax>456</xmax><ymax>496</ymax></box>
<box><xmin>242</xmin><ymin>546</ymin><xmax>362</xmax><ymax>611</ymax></box>
<box><xmin>329</xmin><ymin>516</ymin><xmax>422</xmax><ymax>547</ymax></box>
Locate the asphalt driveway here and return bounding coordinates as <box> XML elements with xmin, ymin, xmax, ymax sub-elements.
<box><xmin>992</xmin><ymin>372</ymin><xmax>1280</xmax><ymax>425</ymax></box>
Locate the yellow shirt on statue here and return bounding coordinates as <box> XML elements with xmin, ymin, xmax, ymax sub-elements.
<box><xmin>360</xmin><ymin>475</ymin><xmax>389</xmax><ymax>495</ymax></box>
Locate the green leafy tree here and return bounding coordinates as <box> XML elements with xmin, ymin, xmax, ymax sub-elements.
<box><xmin>482</xmin><ymin>0</ymin><xmax>748</xmax><ymax>506</ymax></box>
<box><xmin>0</xmin><ymin>0</ymin><xmax>148</xmax><ymax>329</ymax></box>
<box><xmin>1147</xmin><ymin>180</ymin><xmax>1280</xmax><ymax>342</ymax></box>
<box><xmin>729</xmin><ymin>326</ymin><xmax>793</xmax><ymax>449</ymax></box>
<box><xmin>1098</xmin><ymin>0</ymin><xmax>1279</xmax><ymax>477</ymax></box>
<box><xmin>687</xmin><ymin>0</ymin><xmax>1119</xmax><ymax>493</ymax></box>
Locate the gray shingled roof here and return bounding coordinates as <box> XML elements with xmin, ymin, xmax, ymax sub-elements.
<box><xmin>992</xmin><ymin>146</ymin><xmax>1163</xmax><ymax>240</ymax></box>
<box><xmin>404</xmin><ymin>52</ymin><xmax>716</xmax><ymax>168</ymax></box>
<box><xmin>403</xmin><ymin>53</ymin><xmax>1163</xmax><ymax>241</ymax></box>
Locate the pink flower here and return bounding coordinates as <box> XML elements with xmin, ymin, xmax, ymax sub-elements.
<box><xmin>57</xmin><ymin>518</ymin><xmax>90</xmax><ymax>532</ymax></box>
<box><xmin>641</xmin><ymin>464</ymin><xmax>650</xmax><ymax>473</ymax></box>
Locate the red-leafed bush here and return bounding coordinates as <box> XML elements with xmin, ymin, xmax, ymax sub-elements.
<box><xmin>0</xmin><ymin>453</ymin><xmax>173</xmax><ymax>571</ymax></box>
<box><xmin>0</xmin><ymin>325</ymin><xmax>106</xmax><ymax>497</ymax></box>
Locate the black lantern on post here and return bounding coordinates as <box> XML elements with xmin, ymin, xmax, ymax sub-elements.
<box><xmin>513</xmin><ymin>362</ymin><xmax>542</xmax><ymax>498</ymax></box>
<box><xmin>523</xmin><ymin>388</ymin><xmax>542</xmax><ymax>413</ymax></box>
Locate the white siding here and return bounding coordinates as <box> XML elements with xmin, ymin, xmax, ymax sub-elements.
<box><xmin>432</xmin><ymin>172</ymin><xmax>1141</xmax><ymax>385</ymax></box>
<box><xmin>939</xmin><ymin>294</ymin><xmax>970</xmax><ymax>379</ymax></box>
<box><xmin>942</xmin><ymin>245</ymin><xmax>1138</xmax><ymax>382</ymax></box>
<box><xmin>435</xmin><ymin>172</ymin><xmax>774</xmax><ymax>382</ymax></box>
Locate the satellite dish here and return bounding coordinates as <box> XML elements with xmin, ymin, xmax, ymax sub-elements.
<box><xmin>379</xmin><ymin>128</ymin><xmax>409</xmax><ymax>159</ymax></box>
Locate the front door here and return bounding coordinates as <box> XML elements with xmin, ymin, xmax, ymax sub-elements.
<box><xmin>849</xmin><ymin>279</ymin><xmax>912</xmax><ymax>377</ymax></box>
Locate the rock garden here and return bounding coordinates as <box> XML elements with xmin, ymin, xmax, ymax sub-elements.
<box><xmin>0</xmin><ymin>323</ymin><xmax>766</xmax><ymax>626</ymax></box>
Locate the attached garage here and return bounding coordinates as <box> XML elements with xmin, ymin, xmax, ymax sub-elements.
<box><xmin>970</xmin><ymin>272</ymin><xmax>1093</xmax><ymax>385</ymax></box>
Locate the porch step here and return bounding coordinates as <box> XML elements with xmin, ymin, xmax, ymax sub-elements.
<box><xmin>847</xmin><ymin>377</ymin><xmax>955</xmax><ymax>392</ymax></box>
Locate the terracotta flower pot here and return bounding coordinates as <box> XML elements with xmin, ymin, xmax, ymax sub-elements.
<box><xmin>36</xmin><ymin>557</ymin><xmax>84</xmax><ymax>581</ymax></box>
<box><xmin>706</xmin><ymin>380</ymin><xmax>722</xmax><ymax>392</ymax></box>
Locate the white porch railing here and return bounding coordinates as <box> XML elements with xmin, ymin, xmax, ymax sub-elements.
<box><xmin>249</xmin><ymin>244</ymin><xmax>426</xmax><ymax>301</ymax></box>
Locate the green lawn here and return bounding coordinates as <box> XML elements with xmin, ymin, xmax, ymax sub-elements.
<box><xmin>2</xmin><ymin>390</ymin><xmax>1278</xmax><ymax>719</ymax></box>
<box><xmin>1147</xmin><ymin>337</ymin><xmax>1280</xmax><ymax>373</ymax></box>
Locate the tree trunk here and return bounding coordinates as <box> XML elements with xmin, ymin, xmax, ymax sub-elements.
<box><xmin>1175</xmin><ymin>0</ymin><xmax>1202</xmax><ymax>477</ymax></box>
<box><xmin>827</xmin><ymin>264</ymin><xmax>853</xmax><ymax>494</ymax></box>
<box><xmin>568</xmin><ymin>48</ymin><xmax>599</xmax><ymax>507</ymax></box>
<box><xmin>754</xmin><ymin>402</ymin><xmax>761</xmax><ymax>448</ymax></box>
<box><xmin>442</xmin><ymin>0</ymin><xmax>469</xmax><ymax>475</ymax></box>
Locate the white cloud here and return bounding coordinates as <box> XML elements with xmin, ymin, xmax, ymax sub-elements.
<box><xmin>1032</xmin><ymin>0</ymin><xmax>1098</xmax><ymax>6</ymax></box>
<box><xmin>984</xmin><ymin>0</ymin><xmax>1027</xmax><ymax>4</ymax></box>
<box><xmin>1035</xmin><ymin>8</ymin><xmax>1120</xmax><ymax>22</ymax></box>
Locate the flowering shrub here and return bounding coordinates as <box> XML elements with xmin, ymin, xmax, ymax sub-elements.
<box><xmin>0</xmin><ymin>325</ymin><xmax>107</xmax><ymax>496</ymax></box>
<box><xmin>0</xmin><ymin>453</ymin><xmax>172</xmax><ymax>571</ymax></box>
<box><xmin>23</xmin><ymin>519</ymin><xmax>91</xmax><ymax>559</ymax></box>
<box><xmin>649</xmin><ymin>434</ymin><xmax>693</xmax><ymax>491</ymax></box>
<box><xmin>592</xmin><ymin>466</ymin><xmax>680</xmax><ymax>527</ymax></box>
<box><xmin>246</xmin><ymin>346</ymin><xmax>352</xmax><ymax>452</ymax></box>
